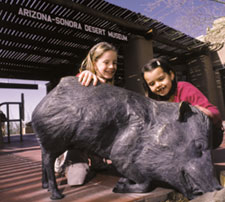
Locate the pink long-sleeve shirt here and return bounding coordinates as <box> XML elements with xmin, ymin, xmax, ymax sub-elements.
<box><xmin>173</xmin><ymin>81</ymin><xmax>221</xmax><ymax>125</ymax></box>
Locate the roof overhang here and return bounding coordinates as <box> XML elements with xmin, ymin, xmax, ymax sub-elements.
<box><xmin>0</xmin><ymin>0</ymin><xmax>208</xmax><ymax>84</ymax></box>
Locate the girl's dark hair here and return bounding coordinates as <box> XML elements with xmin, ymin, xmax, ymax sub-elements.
<box><xmin>141</xmin><ymin>56</ymin><xmax>177</xmax><ymax>101</ymax></box>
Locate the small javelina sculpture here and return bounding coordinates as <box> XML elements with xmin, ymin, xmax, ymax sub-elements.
<box><xmin>32</xmin><ymin>76</ymin><xmax>221</xmax><ymax>200</ymax></box>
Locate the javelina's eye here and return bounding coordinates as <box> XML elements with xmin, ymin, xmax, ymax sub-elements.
<box><xmin>194</xmin><ymin>140</ymin><xmax>205</xmax><ymax>157</ymax></box>
<box><xmin>195</xmin><ymin>141</ymin><xmax>203</xmax><ymax>150</ymax></box>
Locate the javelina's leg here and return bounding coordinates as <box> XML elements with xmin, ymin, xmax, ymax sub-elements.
<box><xmin>113</xmin><ymin>177</ymin><xmax>150</xmax><ymax>193</ymax></box>
<box><xmin>41</xmin><ymin>150</ymin><xmax>48</xmax><ymax>189</ymax></box>
<box><xmin>42</xmin><ymin>148</ymin><xmax>64</xmax><ymax>200</ymax></box>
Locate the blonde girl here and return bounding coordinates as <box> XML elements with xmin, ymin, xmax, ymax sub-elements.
<box><xmin>78</xmin><ymin>41</ymin><xmax>117</xmax><ymax>86</ymax></box>
<box><xmin>55</xmin><ymin>42</ymin><xmax>117</xmax><ymax>184</ymax></box>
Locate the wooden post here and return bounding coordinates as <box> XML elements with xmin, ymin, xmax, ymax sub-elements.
<box><xmin>124</xmin><ymin>35</ymin><xmax>153</xmax><ymax>95</ymax></box>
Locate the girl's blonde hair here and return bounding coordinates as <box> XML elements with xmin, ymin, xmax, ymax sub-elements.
<box><xmin>79</xmin><ymin>42</ymin><xmax>117</xmax><ymax>74</ymax></box>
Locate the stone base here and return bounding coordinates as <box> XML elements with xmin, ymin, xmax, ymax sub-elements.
<box><xmin>190</xmin><ymin>188</ymin><xmax>225</xmax><ymax>202</ymax></box>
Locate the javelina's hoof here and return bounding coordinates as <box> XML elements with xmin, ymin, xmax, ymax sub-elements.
<box><xmin>113</xmin><ymin>183</ymin><xmax>126</xmax><ymax>193</ymax></box>
<box><xmin>50</xmin><ymin>191</ymin><xmax>64</xmax><ymax>200</ymax></box>
<box><xmin>113</xmin><ymin>177</ymin><xmax>131</xmax><ymax>193</ymax></box>
<box><xmin>42</xmin><ymin>182</ymin><xmax>48</xmax><ymax>189</ymax></box>
<box><xmin>113</xmin><ymin>186</ymin><xmax>120</xmax><ymax>193</ymax></box>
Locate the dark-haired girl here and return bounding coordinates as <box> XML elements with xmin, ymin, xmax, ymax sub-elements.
<box><xmin>142</xmin><ymin>57</ymin><xmax>223</xmax><ymax>148</ymax></box>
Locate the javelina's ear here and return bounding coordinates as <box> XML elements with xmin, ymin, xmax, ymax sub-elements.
<box><xmin>178</xmin><ymin>101</ymin><xmax>193</xmax><ymax>122</ymax></box>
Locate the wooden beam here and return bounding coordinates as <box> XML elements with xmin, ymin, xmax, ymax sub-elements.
<box><xmin>46</xmin><ymin>0</ymin><xmax>150</xmax><ymax>35</ymax></box>
<box><xmin>0</xmin><ymin>83</ymin><xmax>38</xmax><ymax>89</ymax></box>
<box><xmin>45</xmin><ymin>0</ymin><xmax>206</xmax><ymax>52</ymax></box>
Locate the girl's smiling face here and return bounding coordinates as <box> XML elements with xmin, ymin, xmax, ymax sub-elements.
<box><xmin>144</xmin><ymin>66</ymin><xmax>175</xmax><ymax>97</ymax></box>
<box><xmin>94</xmin><ymin>50</ymin><xmax>117</xmax><ymax>81</ymax></box>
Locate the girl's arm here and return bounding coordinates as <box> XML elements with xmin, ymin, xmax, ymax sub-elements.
<box><xmin>195</xmin><ymin>104</ymin><xmax>222</xmax><ymax>127</ymax></box>
<box><xmin>175</xmin><ymin>82</ymin><xmax>222</xmax><ymax>126</ymax></box>
<box><xmin>194</xmin><ymin>105</ymin><xmax>214</xmax><ymax>120</ymax></box>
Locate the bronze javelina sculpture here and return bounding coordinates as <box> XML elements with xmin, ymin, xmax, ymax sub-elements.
<box><xmin>32</xmin><ymin>76</ymin><xmax>221</xmax><ymax>200</ymax></box>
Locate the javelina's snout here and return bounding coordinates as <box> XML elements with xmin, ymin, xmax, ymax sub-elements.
<box><xmin>182</xmin><ymin>150</ymin><xmax>222</xmax><ymax>199</ymax></box>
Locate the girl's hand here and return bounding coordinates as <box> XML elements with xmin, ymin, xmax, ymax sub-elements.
<box><xmin>78</xmin><ymin>70</ymin><xmax>98</xmax><ymax>86</ymax></box>
<box><xmin>195</xmin><ymin>105</ymin><xmax>214</xmax><ymax>119</ymax></box>
<box><xmin>78</xmin><ymin>70</ymin><xmax>106</xmax><ymax>86</ymax></box>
